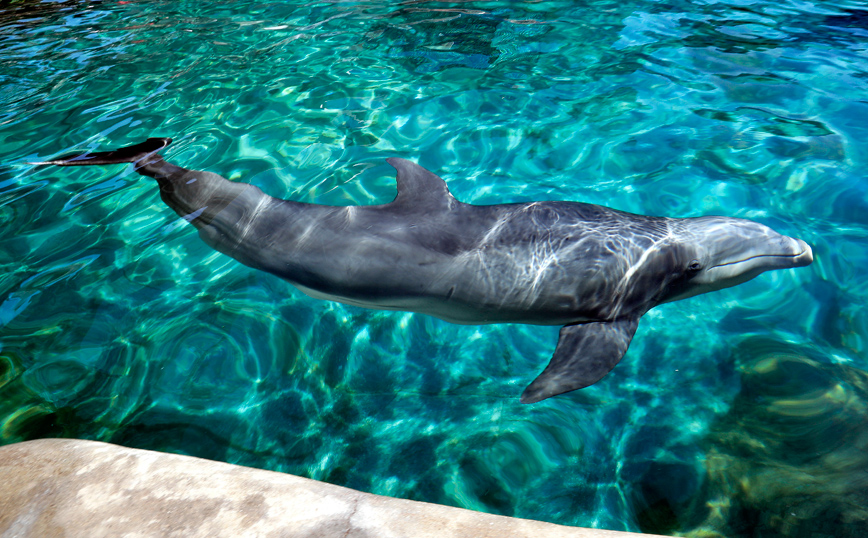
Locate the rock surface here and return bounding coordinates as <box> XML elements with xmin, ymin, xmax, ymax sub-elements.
<box><xmin>0</xmin><ymin>439</ymin><xmax>664</xmax><ymax>538</ymax></box>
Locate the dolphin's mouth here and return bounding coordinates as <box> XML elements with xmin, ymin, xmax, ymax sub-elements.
<box><xmin>710</xmin><ymin>239</ymin><xmax>813</xmax><ymax>269</ymax></box>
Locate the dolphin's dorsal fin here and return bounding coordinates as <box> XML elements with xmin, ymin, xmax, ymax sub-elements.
<box><xmin>386</xmin><ymin>158</ymin><xmax>455</xmax><ymax>210</ymax></box>
<box><xmin>520</xmin><ymin>318</ymin><xmax>640</xmax><ymax>403</ymax></box>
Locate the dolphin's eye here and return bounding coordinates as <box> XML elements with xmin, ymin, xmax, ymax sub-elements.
<box><xmin>688</xmin><ymin>260</ymin><xmax>702</xmax><ymax>272</ymax></box>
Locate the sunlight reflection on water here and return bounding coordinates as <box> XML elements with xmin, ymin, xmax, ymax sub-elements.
<box><xmin>1</xmin><ymin>1</ymin><xmax>867</xmax><ymax>535</ymax></box>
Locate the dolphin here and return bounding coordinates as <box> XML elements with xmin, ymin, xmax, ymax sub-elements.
<box><xmin>33</xmin><ymin>138</ymin><xmax>813</xmax><ymax>403</ymax></box>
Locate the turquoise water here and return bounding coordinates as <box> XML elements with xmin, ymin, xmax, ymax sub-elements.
<box><xmin>1</xmin><ymin>0</ymin><xmax>867</xmax><ymax>535</ymax></box>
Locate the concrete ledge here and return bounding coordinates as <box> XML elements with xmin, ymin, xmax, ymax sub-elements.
<box><xmin>0</xmin><ymin>439</ymin><xmax>664</xmax><ymax>538</ymax></box>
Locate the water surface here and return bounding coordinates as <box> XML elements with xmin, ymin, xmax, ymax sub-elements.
<box><xmin>2</xmin><ymin>1</ymin><xmax>867</xmax><ymax>536</ymax></box>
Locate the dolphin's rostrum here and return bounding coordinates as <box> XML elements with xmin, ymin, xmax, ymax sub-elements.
<box><xmin>35</xmin><ymin>138</ymin><xmax>814</xmax><ymax>403</ymax></box>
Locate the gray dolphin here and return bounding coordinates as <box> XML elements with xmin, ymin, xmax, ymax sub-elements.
<box><xmin>34</xmin><ymin>138</ymin><xmax>813</xmax><ymax>403</ymax></box>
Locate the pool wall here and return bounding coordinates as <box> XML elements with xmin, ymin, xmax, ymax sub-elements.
<box><xmin>0</xmin><ymin>438</ymin><xmax>665</xmax><ymax>538</ymax></box>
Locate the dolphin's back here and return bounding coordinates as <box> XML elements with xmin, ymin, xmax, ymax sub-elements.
<box><xmin>41</xmin><ymin>142</ymin><xmax>668</xmax><ymax>324</ymax></box>
<box><xmin>396</xmin><ymin>200</ymin><xmax>672</xmax><ymax>324</ymax></box>
<box><xmin>168</xmin><ymin>157</ymin><xmax>671</xmax><ymax>324</ymax></box>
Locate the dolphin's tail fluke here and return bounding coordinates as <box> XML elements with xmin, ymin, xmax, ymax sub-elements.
<box><xmin>33</xmin><ymin>137</ymin><xmax>275</xmax><ymax>238</ymax></box>
<box><xmin>29</xmin><ymin>138</ymin><xmax>172</xmax><ymax>166</ymax></box>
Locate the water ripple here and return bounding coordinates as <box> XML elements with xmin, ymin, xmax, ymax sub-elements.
<box><xmin>1</xmin><ymin>1</ymin><xmax>867</xmax><ymax>535</ymax></box>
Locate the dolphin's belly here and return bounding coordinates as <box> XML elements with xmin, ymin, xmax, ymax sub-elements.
<box><xmin>291</xmin><ymin>279</ymin><xmax>590</xmax><ymax>326</ymax></box>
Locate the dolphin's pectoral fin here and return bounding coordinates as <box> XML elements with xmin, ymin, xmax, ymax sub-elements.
<box><xmin>520</xmin><ymin>319</ymin><xmax>639</xmax><ymax>404</ymax></box>
<box><xmin>386</xmin><ymin>157</ymin><xmax>455</xmax><ymax>209</ymax></box>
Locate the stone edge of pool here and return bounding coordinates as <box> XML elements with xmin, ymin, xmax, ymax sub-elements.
<box><xmin>0</xmin><ymin>439</ymin><xmax>667</xmax><ymax>538</ymax></box>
